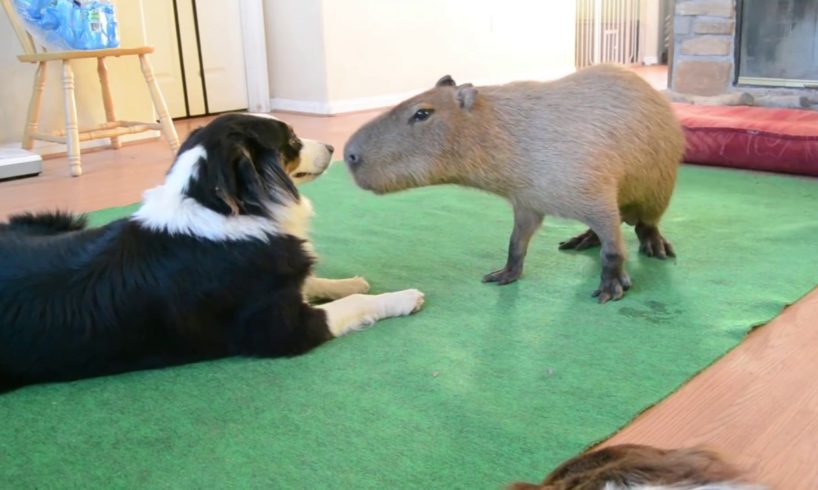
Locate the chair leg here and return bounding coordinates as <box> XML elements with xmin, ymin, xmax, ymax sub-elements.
<box><xmin>23</xmin><ymin>61</ymin><xmax>48</xmax><ymax>150</ymax></box>
<box><xmin>138</xmin><ymin>53</ymin><xmax>180</xmax><ymax>154</ymax></box>
<box><xmin>61</xmin><ymin>60</ymin><xmax>82</xmax><ymax>177</ymax></box>
<box><xmin>97</xmin><ymin>57</ymin><xmax>121</xmax><ymax>149</ymax></box>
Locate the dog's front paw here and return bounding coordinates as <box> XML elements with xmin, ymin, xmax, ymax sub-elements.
<box><xmin>345</xmin><ymin>276</ymin><xmax>371</xmax><ymax>295</ymax></box>
<box><xmin>306</xmin><ymin>276</ymin><xmax>371</xmax><ymax>301</ymax></box>
<box><xmin>378</xmin><ymin>289</ymin><xmax>425</xmax><ymax>318</ymax></box>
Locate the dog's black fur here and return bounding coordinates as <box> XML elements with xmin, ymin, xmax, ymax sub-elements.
<box><xmin>0</xmin><ymin>114</ymin><xmax>333</xmax><ymax>392</ymax></box>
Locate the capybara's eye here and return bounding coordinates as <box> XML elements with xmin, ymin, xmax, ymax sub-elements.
<box><xmin>410</xmin><ymin>109</ymin><xmax>434</xmax><ymax>124</ymax></box>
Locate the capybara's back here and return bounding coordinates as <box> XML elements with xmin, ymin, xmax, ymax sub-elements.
<box><xmin>480</xmin><ymin>64</ymin><xmax>684</xmax><ymax>225</ymax></box>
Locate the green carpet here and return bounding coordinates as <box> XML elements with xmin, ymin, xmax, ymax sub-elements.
<box><xmin>2</xmin><ymin>164</ymin><xmax>817</xmax><ymax>489</ymax></box>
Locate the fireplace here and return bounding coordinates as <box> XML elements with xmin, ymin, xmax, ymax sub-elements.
<box><xmin>669</xmin><ymin>0</ymin><xmax>818</xmax><ymax>106</ymax></box>
<box><xmin>736</xmin><ymin>0</ymin><xmax>818</xmax><ymax>88</ymax></box>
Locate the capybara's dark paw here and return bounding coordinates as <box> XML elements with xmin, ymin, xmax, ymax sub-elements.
<box><xmin>592</xmin><ymin>273</ymin><xmax>632</xmax><ymax>304</ymax></box>
<box><xmin>482</xmin><ymin>267</ymin><xmax>521</xmax><ymax>285</ymax></box>
<box><xmin>559</xmin><ymin>228</ymin><xmax>600</xmax><ymax>251</ymax></box>
<box><xmin>636</xmin><ymin>224</ymin><xmax>675</xmax><ymax>260</ymax></box>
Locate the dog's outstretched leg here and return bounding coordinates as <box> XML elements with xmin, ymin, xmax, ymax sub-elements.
<box><xmin>318</xmin><ymin>290</ymin><xmax>425</xmax><ymax>337</ymax></box>
<box><xmin>303</xmin><ymin>276</ymin><xmax>370</xmax><ymax>301</ymax></box>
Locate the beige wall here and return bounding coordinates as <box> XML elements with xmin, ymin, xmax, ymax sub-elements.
<box><xmin>266</xmin><ymin>0</ymin><xmax>576</xmax><ymax>114</ymax></box>
<box><xmin>0</xmin><ymin>0</ymin><xmax>155</xmax><ymax>146</ymax></box>
<box><xmin>321</xmin><ymin>0</ymin><xmax>576</xmax><ymax>104</ymax></box>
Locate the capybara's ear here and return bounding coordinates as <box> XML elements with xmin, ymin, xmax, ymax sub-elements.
<box><xmin>456</xmin><ymin>83</ymin><xmax>478</xmax><ymax>110</ymax></box>
<box><xmin>436</xmin><ymin>75</ymin><xmax>456</xmax><ymax>87</ymax></box>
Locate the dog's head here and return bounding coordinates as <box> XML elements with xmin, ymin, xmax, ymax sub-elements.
<box><xmin>172</xmin><ymin>113</ymin><xmax>334</xmax><ymax>218</ymax></box>
<box><xmin>507</xmin><ymin>444</ymin><xmax>759</xmax><ymax>490</ymax></box>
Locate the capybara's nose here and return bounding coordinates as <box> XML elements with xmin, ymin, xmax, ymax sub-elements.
<box><xmin>325</xmin><ymin>144</ymin><xmax>334</xmax><ymax>154</ymax></box>
<box><xmin>345</xmin><ymin>147</ymin><xmax>361</xmax><ymax>166</ymax></box>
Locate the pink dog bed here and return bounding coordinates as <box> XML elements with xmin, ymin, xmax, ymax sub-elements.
<box><xmin>673</xmin><ymin>103</ymin><xmax>818</xmax><ymax>177</ymax></box>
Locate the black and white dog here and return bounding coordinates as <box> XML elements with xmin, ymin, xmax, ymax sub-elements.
<box><xmin>0</xmin><ymin>113</ymin><xmax>424</xmax><ymax>391</ymax></box>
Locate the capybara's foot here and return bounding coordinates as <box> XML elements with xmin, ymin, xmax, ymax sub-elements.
<box><xmin>594</xmin><ymin>250</ymin><xmax>631</xmax><ymax>303</ymax></box>
<box><xmin>559</xmin><ymin>228</ymin><xmax>600</xmax><ymax>251</ymax></box>
<box><xmin>636</xmin><ymin>223</ymin><xmax>675</xmax><ymax>259</ymax></box>
<box><xmin>593</xmin><ymin>272</ymin><xmax>631</xmax><ymax>303</ymax></box>
<box><xmin>482</xmin><ymin>267</ymin><xmax>521</xmax><ymax>285</ymax></box>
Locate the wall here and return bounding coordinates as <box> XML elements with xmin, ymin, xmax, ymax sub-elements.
<box><xmin>267</xmin><ymin>0</ymin><xmax>576</xmax><ymax>114</ymax></box>
<box><xmin>0</xmin><ymin>0</ymin><xmax>156</xmax><ymax>148</ymax></box>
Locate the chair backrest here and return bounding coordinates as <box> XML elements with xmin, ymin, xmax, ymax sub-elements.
<box><xmin>1</xmin><ymin>0</ymin><xmax>39</xmax><ymax>55</ymax></box>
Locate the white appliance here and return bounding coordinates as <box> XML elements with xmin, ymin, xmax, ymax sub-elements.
<box><xmin>0</xmin><ymin>148</ymin><xmax>43</xmax><ymax>180</ymax></box>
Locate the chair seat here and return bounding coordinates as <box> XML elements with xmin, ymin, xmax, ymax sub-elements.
<box><xmin>18</xmin><ymin>46</ymin><xmax>154</xmax><ymax>63</ymax></box>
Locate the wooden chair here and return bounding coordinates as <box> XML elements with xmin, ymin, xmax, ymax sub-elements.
<box><xmin>2</xmin><ymin>0</ymin><xmax>180</xmax><ymax>176</ymax></box>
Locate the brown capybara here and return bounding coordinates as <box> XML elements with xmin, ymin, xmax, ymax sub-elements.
<box><xmin>344</xmin><ymin>64</ymin><xmax>685</xmax><ymax>303</ymax></box>
<box><xmin>507</xmin><ymin>444</ymin><xmax>764</xmax><ymax>490</ymax></box>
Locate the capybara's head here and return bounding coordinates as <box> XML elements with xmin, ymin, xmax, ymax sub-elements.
<box><xmin>344</xmin><ymin>75</ymin><xmax>478</xmax><ymax>194</ymax></box>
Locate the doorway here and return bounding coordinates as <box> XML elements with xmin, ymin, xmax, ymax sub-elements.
<box><xmin>140</xmin><ymin>0</ymin><xmax>249</xmax><ymax>119</ymax></box>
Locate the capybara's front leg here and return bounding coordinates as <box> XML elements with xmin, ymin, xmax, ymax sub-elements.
<box><xmin>586</xmin><ymin>208</ymin><xmax>631</xmax><ymax>303</ymax></box>
<box><xmin>483</xmin><ymin>205</ymin><xmax>544</xmax><ymax>285</ymax></box>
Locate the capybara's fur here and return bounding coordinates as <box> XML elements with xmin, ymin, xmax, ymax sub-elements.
<box><xmin>344</xmin><ymin>65</ymin><xmax>685</xmax><ymax>302</ymax></box>
<box><xmin>508</xmin><ymin>444</ymin><xmax>764</xmax><ymax>490</ymax></box>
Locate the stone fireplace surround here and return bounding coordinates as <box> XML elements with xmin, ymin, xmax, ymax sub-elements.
<box><xmin>669</xmin><ymin>0</ymin><xmax>818</xmax><ymax>109</ymax></box>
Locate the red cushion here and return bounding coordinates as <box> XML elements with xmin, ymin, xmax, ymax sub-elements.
<box><xmin>673</xmin><ymin>103</ymin><xmax>818</xmax><ymax>176</ymax></box>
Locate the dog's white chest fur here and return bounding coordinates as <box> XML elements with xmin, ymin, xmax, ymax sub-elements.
<box><xmin>279</xmin><ymin>196</ymin><xmax>316</xmax><ymax>256</ymax></box>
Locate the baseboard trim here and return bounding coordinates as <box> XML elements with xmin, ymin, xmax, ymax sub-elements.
<box><xmin>0</xmin><ymin>131</ymin><xmax>161</xmax><ymax>157</ymax></box>
<box><xmin>268</xmin><ymin>99</ymin><xmax>333</xmax><ymax>115</ymax></box>
<box><xmin>271</xmin><ymin>67</ymin><xmax>576</xmax><ymax>115</ymax></box>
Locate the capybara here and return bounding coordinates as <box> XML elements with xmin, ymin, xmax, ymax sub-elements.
<box><xmin>507</xmin><ymin>444</ymin><xmax>764</xmax><ymax>490</ymax></box>
<box><xmin>344</xmin><ymin>64</ymin><xmax>684</xmax><ymax>303</ymax></box>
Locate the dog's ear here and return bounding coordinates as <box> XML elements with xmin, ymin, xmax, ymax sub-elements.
<box><xmin>218</xmin><ymin>148</ymin><xmax>267</xmax><ymax>216</ymax></box>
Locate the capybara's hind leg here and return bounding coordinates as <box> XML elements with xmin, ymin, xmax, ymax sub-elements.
<box><xmin>483</xmin><ymin>205</ymin><xmax>544</xmax><ymax>285</ymax></box>
<box><xmin>558</xmin><ymin>228</ymin><xmax>600</xmax><ymax>251</ymax></box>
<box><xmin>635</xmin><ymin>222</ymin><xmax>675</xmax><ymax>259</ymax></box>
<box><xmin>587</xmin><ymin>208</ymin><xmax>631</xmax><ymax>303</ymax></box>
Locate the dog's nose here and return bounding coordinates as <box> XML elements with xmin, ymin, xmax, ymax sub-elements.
<box><xmin>325</xmin><ymin>144</ymin><xmax>334</xmax><ymax>154</ymax></box>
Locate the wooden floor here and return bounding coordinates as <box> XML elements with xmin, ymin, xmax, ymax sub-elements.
<box><xmin>1</xmin><ymin>66</ymin><xmax>816</xmax><ymax>489</ymax></box>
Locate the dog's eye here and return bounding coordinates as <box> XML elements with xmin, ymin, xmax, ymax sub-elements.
<box><xmin>288</xmin><ymin>135</ymin><xmax>303</xmax><ymax>152</ymax></box>
<box><xmin>410</xmin><ymin>109</ymin><xmax>434</xmax><ymax>124</ymax></box>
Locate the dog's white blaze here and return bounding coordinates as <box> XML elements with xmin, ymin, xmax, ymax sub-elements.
<box><xmin>132</xmin><ymin>144</ymin><xmax>316</xmax><ymax>242</ymax></box>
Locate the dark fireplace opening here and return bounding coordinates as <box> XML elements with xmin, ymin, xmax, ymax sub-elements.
<box><xmin>736</xmin><ymin>0</ymin><xmax>818</xmax><ymax>88</ymax></box>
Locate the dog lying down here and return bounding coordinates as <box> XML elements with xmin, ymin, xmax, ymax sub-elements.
<box><xmin>0</xmin><ymin>113</ymin><xmax>424</xmax><ymax>391</ymax></box>
<box><xmin>508</xmin><ymin>444</ymin><xmax>767</xmax><ymax>490</ymax></box>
